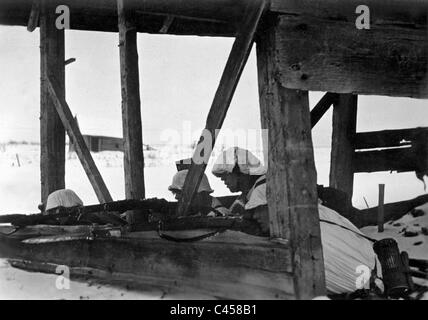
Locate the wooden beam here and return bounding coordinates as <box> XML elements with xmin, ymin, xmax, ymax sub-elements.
<box><xmin>118</xmin><ymin>0</ymin><xmax>145</xmax><ymax>200</ymax></box>
<box><xmin>329</xmin><ymin>94</ymin><xmax>358</xmax><ymax>198</ymax></box>
<box><xmin>0</xmin><ymin>0</ymin><xmax>240</xmax><ymax>36</ymax></box>
<box><xmin>257</xmin><ymin>18</ymin><xmax>326</xmax><ymax>299</ymax></box>
<box><xmin>353</xmin><ymin>147</ymin><xmax>418</xmax><ymax>173</ymax></box>
<box><xmin>378</xmin><ymin>184</ymin><xmax>385</xmax><ymax>232</ymax></box>
<box><xmin>40</xmin><ymin>1</ymin><xmax>65</xmax><ymax>204</ymax></box>
<box><xmin>4</xmin><ymin>1</ymin><xmax>428</xmax><ymax>96</ymax></box>
<box><xmin>0</xmin><ymin>231</ymin><xmax>295</xmax><ymax>300</ymax></box>
<box><xmin>159</xmin><ymin>16</ymin><xmax>174</xmax><ymax>34</ymax></box>
<box><xmin>26</xmin><ymin>0</ymin><xmax>39</xmax><ymax>32</ymax></box>
<box><xmin>260</xmin><ymin>12</ymin><xmax>428</xmax><ymax>99</ymax></box>
<box><xmin>355</xmin><ymin>127</ymin><xmax>428</xmax><ymax>150</ymax></box>
<box><xmin>64</xmin><ymin>58</ymin><xmax>76</xmax><ymax>66</ymax></box>
<box><xmin>176</xmin><ymin>0</ymin><xmax>266</xmax><ymax>217</ymax></box>
<box><xmin>310</xmin><ymin>92</ymin><xmax>337</xmax><ymax>128</ymax></box>
<box><xmin>46</xmin><ymin>76</ymin><xmax>113</xmax><ymax>204</ymax></box>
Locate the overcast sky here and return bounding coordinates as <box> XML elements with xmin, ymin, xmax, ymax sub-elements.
<box><xmin>0</xmin><ymin>26</ymin><xmax>427</xmax><ymax>148</ymax></box>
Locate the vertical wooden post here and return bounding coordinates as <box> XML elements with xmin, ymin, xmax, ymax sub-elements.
<box><xmin>40</xmin><ymin>1</ymin><xmax>66</xmax><ymax>204</ymax></box>
<box><xmin>378</xmin><ymin>184</ymin><xmax>385</xmax><ymax>232</ymax></box>
<box><xmin>256</xmin><ymin>20</ymin><xmax>326</xmax><ymax>299</ymax></box>
<box><xmin>118</xmin><ymin>0</ymin><xmax>145</xmax><ymax>200</ymax></box>
<box><xmin>329</xmin><ymin>94</ymin><xmax>358</xmax><ymax>199</ymax></box>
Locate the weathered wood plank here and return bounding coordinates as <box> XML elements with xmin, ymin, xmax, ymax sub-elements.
<box><xmin>0</xmin><ymin>0</ymin><xmax>240</xmax><ymax>36</ymax></box>
<box><xmin>0</xmin><ymin>231</ymin><xmax>295</xmax><ymax>299</ymax></box>
<box><xmin>46</xmin><ymin>76</ymin><xmax>113</xmax><ymax>203</ymax></box>
<box><xmin>118</xmin><ymin>0</ymin><xmax>145</xmax><ymax>200</ymax></box>
<box><xmin>177</xmin><ymin>0</ymin><xmax>266</xmax><ymax>217</ymax></box>
<box><xmin>310</xmin><ymin>92</ymin><xmax>338</xmax><ymax>128</ymax></box>
<box><xmin>330</xmin><ymin>94</ymin><xmax>358</xmax><ymax>198</ymax></box>
<box><xmin>271</xmin><ymin>0</ymin><xmax>428</xmax><ymax>26</ymax></box>
<box><xmin>355</xmin><ymin>127</ymin><xmax>428</xmax><ymax>150</ymax></box>
<box><xmin>378</xmin><ymin>184</ymin><xmax>385</xmax><ymax>232</ymax></box>
<box><xmin>353</xmin><ymin>147</ymin><xmax>418</xmax><ymax>173</ymax></box>
<box><xmin>40</xmin><ymin>1</ymin><xmax>65</xmax><ymax>204</ymax></box>
<box><xmin>267</xmin><ymin>13</ymin><xmax>428</xmax><ymax>98</ymax></box>
<box><xmin>256</xmin><ymin>18</ymin><xmax>326</xmax><ymax>299</ymax></box>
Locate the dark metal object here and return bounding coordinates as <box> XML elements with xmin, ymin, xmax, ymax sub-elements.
<box><xmin>373</xmin><ymin>238</ymin><xmax>409</xmax><ymax>298</ymax></box>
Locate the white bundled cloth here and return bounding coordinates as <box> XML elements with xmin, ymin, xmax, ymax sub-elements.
<box><xmin>318</xmin><ymin>204</ymin><xmax>378</xmax><ymax>294</ymax></box>
<box><xmin>244</xmin><ymin>180</ymin><xmax>379</xmax><ymax>294</ymax></box>
<box><xmin>45</xmin><ymin>189</ymin><xmax>84</xmax><ymax>211</ymax></box>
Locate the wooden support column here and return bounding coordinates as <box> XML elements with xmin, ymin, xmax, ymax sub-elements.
<box><xmin>40</xmin><ymin>1</ymin><xmax>66</xmax><ymax>204</ymax></box>
<box><xmin>118</xmin><ymin>0</ymin><xmax>145</xmax><ymax>200</ymax></box>
<box><xmin>256</xmin><ymin>18</ymin><xmax>326</xmax><ymax>299</ymax></box>
<box><xmin>329</xmin><ymin>94</ymin><xmax>358</xmax><ymax>198</ymax></box>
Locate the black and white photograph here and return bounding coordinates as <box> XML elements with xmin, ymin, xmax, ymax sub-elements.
<box><xmin>0</xmin><ymin>0</ymin><xmax>427</xmax><ymax>303</ymax></box>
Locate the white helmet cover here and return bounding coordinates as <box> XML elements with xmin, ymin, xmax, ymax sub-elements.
<box><xmin>212</xmin><ymin>147</ymin><xmax>266</xmax><ymax>177</ymax></box>
<box><xmin>45</xmin><ymin>189</ymin><xmax>84</xmax><ymax>211</ymax></box>
<box><xmin>168</xmin><ymin>169</ymin><xmax>214</xmax><ymax>193</ymax></box>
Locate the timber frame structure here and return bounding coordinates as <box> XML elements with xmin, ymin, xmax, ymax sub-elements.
<box><xmin>1</xmin><ymin>0</ymin><xmax>427</xmax><ymax>299</ymax></box>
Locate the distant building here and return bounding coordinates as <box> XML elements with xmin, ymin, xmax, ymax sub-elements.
<box><xmin>69</xmin><ymin>135</ymin><xmax>154</xmax><ymax>153</ymax></box>
<box><xmin>69</xmin><ymin>135</ymin><xmax>123</xmax><ymax>153</ymax></box>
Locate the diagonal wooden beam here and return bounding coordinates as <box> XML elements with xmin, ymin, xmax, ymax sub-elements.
<box><xmin>27</xmin><ymin>0</ymin><xmax>40</xmax><ymax>32</ymax></box>
<box><xmin>64</xmin><ymin>58</ymin><xmax>76</xmax><ymax>66</ymax></box>
<box><xmin>310</xmin><ymin>92</ymin><xmax>338</xmax><ymax>128</ymax></box>
<box><xmin>46</xmin><ymin>76</ymin><xmax>113</xmax><ymax>204</ymax></box>
<box><xmin>159</xmin><ymin>16</ymin><xmax>175</xmax><ymax>34</ymax></box>
<box><xmin>176</xmin><ymin>0</ymin><xmax>266</xmax><ymax>217</ymax></box>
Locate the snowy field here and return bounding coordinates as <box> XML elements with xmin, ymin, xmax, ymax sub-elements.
<box><xmin>0</xmin><ymin>142</ymin><xmax>427</xmax><ymax>299</ymax></box>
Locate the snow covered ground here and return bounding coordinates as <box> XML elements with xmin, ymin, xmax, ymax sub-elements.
<box><xmin>0</xmin><ymin>142</ymin><xmax>427</xmax><ymax>299</ymax></box>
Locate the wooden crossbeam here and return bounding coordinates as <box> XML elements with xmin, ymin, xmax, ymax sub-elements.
<box><xmin>355</xmin><ymin>128</ymin><xmax>428</xmax><ymax>150</ymax></box>
<box><xmin>46</xmin><ymin>76</ymin><xmax>113</xmax><ymax>204</ymax></box>
<box><xmin>27</xmin><ymin>0</ymin><xmax>40</xmax><ymax>32</ymax></box>
<box><xmin>310</xmin><ymin>92</ymin><xmax>337</xmax><ymax>128</ymax></box>
<box><xmin>354</xmin><ymin>147</ymin><xmax>418</xmax><ymax>173</ymax></box>
<box><xmin>176</xmin><ymin>0</ymin><xmax>266</xmax><ymax>217</ymax></box>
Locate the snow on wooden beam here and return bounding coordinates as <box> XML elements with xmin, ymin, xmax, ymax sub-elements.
<box><xmin>355</xmin><ymin>127</ymin><xmax>428</xmax><ymax>150</ymax></box>
<box><xmin>353</xmin><ymin>147</ymin><xmax>418</xmax><ymax>173</ymax></box>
